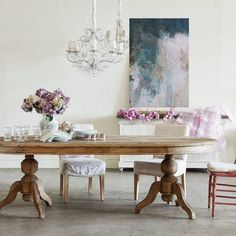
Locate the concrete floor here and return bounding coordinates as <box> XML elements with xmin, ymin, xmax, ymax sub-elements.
<box><xmin>0</xmin><ymin>169</ymin><xmax>235</xmax><ymax>236</ymax></box>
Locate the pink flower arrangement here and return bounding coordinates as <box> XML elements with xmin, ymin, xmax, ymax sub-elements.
<box><xmin>21</xmin><ymin>88</ymin><xmax>70</xmax><ymax>116</ymax></box>
<box><xmin>117</xmin><ymin>108</ymin><xmax>179</xmax><ymax>122</ymax></box>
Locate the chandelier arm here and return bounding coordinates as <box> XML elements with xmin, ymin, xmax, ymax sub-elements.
<box><xmin>97</xmin><ymin>58</ymin><xmax>122</xmax><ymax>64</ymax></box>
<box><xmin>66</xmin><ymin>52</ymin><xmax>91</xmax><ymax>64</ymax></box>
<box><xmin>95</xmin><ymin>28</ymin><xmax>106</xmax><ymax>41</ymax></box>
<box><xmin>80</xmin><ymin>29</ymin><xmax>93</xmax><ymax>42</ymax></box>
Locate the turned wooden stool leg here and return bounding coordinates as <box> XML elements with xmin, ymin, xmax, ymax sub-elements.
<box><xmin>99</xmin><ymin>175</ymin><xmax>105</xmax><ymax>201</ymax></box>
<box><xmin>212</xmin><ymin>175</ymin><xmax>217</xmax><ymax>218</ymax></box>
<box><xmin>63</xmin><ymin>175</ymin><xmax>69</xmax><ymax>203</ymax></box>
<box><xmin>134</xmin><ymin>174</ymin><xmax>139</xmax><ymax>201</ymax></box>
<box><xmin>208</xmin><ymin>174</ymin><xmax>213</xmax><ymax>209</ymax></box>
<box><xmin>60</xmin><ymin>174</ymin><xmax>64</xmax><ymax>196</ymax></box>
<box><xmin>88</xmin><ymin>177</ymin><xmax>93</xmax><ymax>194</ymax></box>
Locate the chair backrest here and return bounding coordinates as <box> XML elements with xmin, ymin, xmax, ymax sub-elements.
<box><xmin>155</xmin><ymin>124</ymin><xmax>189</xmax><ymax>137</ymax></box>
<box><xmin>155</xmin><ymin>124</ymin><xmax>189</xmax><ymax>160</ymax></box>
<box><xmin>59</xmin><ymin>123</ymin><xmax>95</xmax><ymax>159</ymax></box>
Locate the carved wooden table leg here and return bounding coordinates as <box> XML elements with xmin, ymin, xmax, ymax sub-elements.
<box><xmin>135</xmin><ymin>181</ymin><xmax>160</xmax><ymax>214</ymax></box>
<box><xmin>0</xmin><ymin>155</ymin><xmax>52</xmax><ymax>219</ymax></box>
<box><xmin>36</xmin><ymin>179</ymin><xmax>52</xmax><ymax>206</ymax></box>
<box><xmin>0</xmin><ymin>181</ymin><xmax>21</xmax><ymax>209</ymax></box>
<box><xmin>172</xmin><ymin>183</ymin><xmax>195</xmax><ymax>219</ymax></box>
<box><xmin>135</xmin><ymin>154</ymin><xmax>195</xmax><ymax>219</ymax></box>
<box><xmin>31</xmin><ymin>182</ymin><xmax>45</xmax><ymax>219</ymax></box>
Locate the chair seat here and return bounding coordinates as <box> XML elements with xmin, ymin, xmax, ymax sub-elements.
<box><xmin>207</xmin><ymin>161</ymin><xmax>236</xmax><ymax>172</ymax></box>
<box><xmin>134</xmin><ymin>158</ymin><xmax>186</xmax><ymax>177</ymax></box>
<box><xmin>60</xmin><ymin>157</ymin><xmax>106</xmax><ymax>177</ymax></box>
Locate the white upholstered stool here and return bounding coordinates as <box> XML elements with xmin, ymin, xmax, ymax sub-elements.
<box><xmin>59</xmin><ymin>124</ymin><xmax>106</xmax><ymax>202</ymax></box>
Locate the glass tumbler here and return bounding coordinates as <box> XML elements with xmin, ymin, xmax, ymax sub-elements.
<box><xmin>19</xmin><ymin>126</ymin><xmax>26</xmax><ymax>142</ymax></box>
<box><xmin>13</xmin><ymin>126</ymin><xmax>21</xmax><ymax>141</ymax></box>
<box><xmin>32</xmin><ymin>125</ymin><xmax>41</xmax><ymax>140</ymax></box>
<box><xmin>24</xmin><ymin>125</ymin><xmax>30</xmax><ymax>140</ymax></box>
<box><xmin>3</xmin><ymin>127</ymin><xmax>12</xmax><ymax>141</ymax></box>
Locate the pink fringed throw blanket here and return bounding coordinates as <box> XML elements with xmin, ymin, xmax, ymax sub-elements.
<box><xmin>177</xmin><ymin>107</ymin><xmax>232</xmax><ymax>151</ymax></box>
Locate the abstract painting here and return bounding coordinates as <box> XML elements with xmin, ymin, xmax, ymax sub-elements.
<box><xmin>129</xmin><ymin>18</ymin><xmax>189</xmax><ymax>107</ymax></box>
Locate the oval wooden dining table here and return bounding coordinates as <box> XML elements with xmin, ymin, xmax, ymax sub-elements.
<box><xmin>0</xmin><ymin>135</ymin><xmax>216</xmax><ymax>219</ymax></box>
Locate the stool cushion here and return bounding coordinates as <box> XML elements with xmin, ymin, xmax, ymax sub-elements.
<box><xmin>207</xmin><ymin>161</ymin><xmax>236</xmax><ymax>172</ymax></box>
<box><xmin>60</xmin><ymin>157</ymin><xmax>106</xmax><ymax>177</ymax></box>
<box><xmin>134</xmin><ymin>158</ymin><xmax>186</xmax><ymax>177</ymax></box>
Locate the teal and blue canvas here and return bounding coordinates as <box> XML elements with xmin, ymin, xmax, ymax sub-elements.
<box><xmin>129</xmin><ymin>18</ymin><xmax>189</xmax><ymax>107</ymax></box>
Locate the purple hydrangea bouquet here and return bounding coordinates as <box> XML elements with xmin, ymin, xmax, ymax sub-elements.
<box><xmin>117</xmin><ymin>108</ymin><xmax>179</xmax><ymax>122</ymax></box>
<box><xmin>22</xmin><ymin>88</ymin><xmax>70</xmax><ymax>134</ymax></box>
<box><xmin>22</xmin><ymin>88</ymin><xmax>70</xmax><ymax>117</ymax></box>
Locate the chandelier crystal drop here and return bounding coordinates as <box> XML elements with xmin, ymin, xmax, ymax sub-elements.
<box><xmin>66</xmin><ymin>0</ymin><xmax>128</xmax><ymax>75</ymax></box>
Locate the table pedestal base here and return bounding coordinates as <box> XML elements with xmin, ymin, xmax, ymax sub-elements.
<box><xmin>0</xmin><ymin>155</ymin><xmax>52</xmax><ymax>219</ymax></box>
<box><xmin>135</xmin><ymin>154</ymin><xmax>195</xmax><ymax>219</ymax></box>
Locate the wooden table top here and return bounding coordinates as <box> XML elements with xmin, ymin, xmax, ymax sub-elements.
<box><xmin>0</xmin><ymin>135</ymin><xmax>216</xmax><ymax>155</ymax></box>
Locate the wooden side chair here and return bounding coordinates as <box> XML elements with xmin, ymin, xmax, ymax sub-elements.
<box><xmin>59</xmin><ymin>124</ymin><xmax>106</xmax><ymax>203</ymax></box>
<box><xmin>207</xmin><ymin>159</ymin><xmax>236</xmax><ymax>217</ymax></box>
<box><xmin>133</xmin><ymin>124</ymin><xmax>189</xmax><ymax>201</ymax></box>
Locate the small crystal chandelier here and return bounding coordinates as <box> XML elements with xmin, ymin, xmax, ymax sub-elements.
<box><xmin>66</xmin><ymin>0</ymin><xmax>128</xmax><ymax>75</ymax></box>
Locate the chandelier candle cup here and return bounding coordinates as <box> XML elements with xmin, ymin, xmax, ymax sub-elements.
<box><xmin>68</xmin><ymin>41</ymin><xmax>77</xmax><ymax>52</ymax></box>
<box><xmin>3</xmin><ymin>127</ymin><xmax>12</xmax><ymax>142</ymax></box>
<box><xmin>91</xmin><ymin>38</ymin><xmax>97</xmax><ymax>51</ymax></box>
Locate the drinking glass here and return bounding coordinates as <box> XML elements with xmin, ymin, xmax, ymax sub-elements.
<box><xmin>18</xmin><ymin>126</ymin><xmax>26</xmax><ymax>142</ymax></box>
<box><xmin>13</xmin><ymin>126</ymin><xmax>21</xmax><ymax>141</ymax></box>
<box><xmin>24</xmin><ymin>125</ymin><xmax>30</xmax><ymax>140</ymax></box>
<box><xmin>3</xmin><ymin>127</ymin><xmax>12</xmax><ymax>141</ymax></box>
<box><xmin>32</xmin><ymin>125</ymin><xmax>41</xmax><ymax>140</ymax></box>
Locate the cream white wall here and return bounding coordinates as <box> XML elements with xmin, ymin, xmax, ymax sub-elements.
<box><xmin>0</xmin><ymin>0</ymin><xmax>236</xmax><ymax>168</ymax></box>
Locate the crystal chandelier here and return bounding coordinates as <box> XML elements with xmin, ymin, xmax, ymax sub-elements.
<box><xmin>66</xmin><ymin>0</ymin><xmax>128</xmax><ymax>75</ymax></box>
